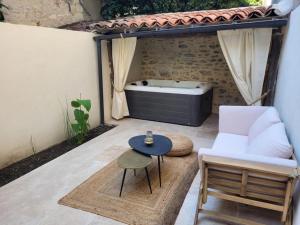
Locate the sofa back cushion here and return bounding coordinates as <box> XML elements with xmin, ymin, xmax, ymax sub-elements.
<box><xmin>247</xmin><ymin>123</ymin><xmax>293</xmax><ymax>159</ymax></box>
<box><xmin>219</xmin><ymin>106</ymin><xmax>268</xmax><ymax>136</ymax></box>
<box><xmin>248</xmin><ymin>107</ymin><xmax>281</xmax><ymax>143</ymax></box>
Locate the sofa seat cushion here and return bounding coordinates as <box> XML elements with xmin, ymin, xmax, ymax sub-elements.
<box><xmin>247</xmin><ymin>123</ymin><xmax>293</xmax><ymax>159</ymax></box>
<box><xmin>198</xmin><ymin>148</ymin><xmax>297</xmax><ymax>169</ymax></box>
<box><xmin>212</xmin><ymin>133</ymin><xmax>248</xmax><ymax>154</ymax></box>
<box><xmin>248</xmin><ymin>107</ymin><xmax>281</xmax><ymax>143</ymax></box>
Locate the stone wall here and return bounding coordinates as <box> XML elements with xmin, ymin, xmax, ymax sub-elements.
<box><xmin>2</xmin><ymin>0</ymin><xmax>101</xmax><ymax>27</ymax></box>
<box><xmin>139</xmin><ymin>34</ymin><xmax>245</xmax><ymax>113</ymax></box>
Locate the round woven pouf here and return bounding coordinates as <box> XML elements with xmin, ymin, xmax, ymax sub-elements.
<box><xmin>165</xmin><ymin>133</ymin><xmax>193</xmax><ymax>157</ymax></box>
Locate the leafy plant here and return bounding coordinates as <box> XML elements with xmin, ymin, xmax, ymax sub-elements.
<box><xmin>101</xmin><ymin>0</ymin><xmax>262</xmax><ymax>20</ymax></box>
<box><xmin>30</xmin><ymin>135</ymin><xmax>36</xmax><ymax>155</ymax></box>
<box><xmin>0</xmin><ymin>1</ymin><xmax>8</xmax><ymax>21</ymax></box>
<box><xmin>64</xmin><ymin>98</ymin><xmax>75</xmax><ymax>140</ymax></box>
<box><xmin>70</xmin><ymin>98</ymin><xmax>91</xmax><ymax>144</ymax></box>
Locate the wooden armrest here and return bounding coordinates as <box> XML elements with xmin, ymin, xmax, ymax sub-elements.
<box><xmin>202</xmin><ymin>155</ymin><xmax>298</xmax><ymax>178</ymax></box>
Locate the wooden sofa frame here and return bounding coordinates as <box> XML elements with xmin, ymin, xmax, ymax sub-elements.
<box><xmin>194</xmin><ymin>154</ymin><xmax>299</xmax><ymax>225</ymax></box>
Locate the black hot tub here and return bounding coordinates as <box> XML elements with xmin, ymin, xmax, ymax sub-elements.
<box><xmin>125</xmin><ymin>79</ymin><xmax>213</xmax><ymax>126</ymax></box>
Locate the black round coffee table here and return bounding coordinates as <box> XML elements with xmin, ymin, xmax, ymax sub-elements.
<box><xmin>129</xmin><ymin>135</ymin><xmax>172</xmax><ymax>187</ymax></box>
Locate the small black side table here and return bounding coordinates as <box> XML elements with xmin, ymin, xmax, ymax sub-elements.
<box><xmin>129</xmin><ymin>135</ymin><xmax>172</xmax><ymax>187</ymax></box>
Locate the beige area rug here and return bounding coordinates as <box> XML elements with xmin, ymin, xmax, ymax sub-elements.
<box><xmin>59</xmin><ymin>147</ymin><xmax>199</xmax><ymax>225</ymax></box>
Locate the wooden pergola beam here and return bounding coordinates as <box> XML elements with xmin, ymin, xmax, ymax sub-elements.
<box><xmin>94</xmin><ymin>18</ymin><xmax>288</xmax><ymax>41</ymax></box>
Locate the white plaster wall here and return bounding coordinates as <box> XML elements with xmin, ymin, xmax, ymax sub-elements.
<box><xmin>0</xmin><ymin>22</ymin><xmax>100</xmax><ymax>169</ymax></box>
<box><xmin>273</xmin><ymin>5</ymin><xmax>300</xmax><ymax>224</ymax></box>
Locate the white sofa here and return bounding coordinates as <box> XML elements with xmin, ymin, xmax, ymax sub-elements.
<box><xmin>199</xmin><ymin>106</ymin><xmax>297</xmax><ymax>171</ymax></box>
<box><xmin>195</xmin><ymin>106</ymin><xmax>299</xmax><ymax>225</ymax></box>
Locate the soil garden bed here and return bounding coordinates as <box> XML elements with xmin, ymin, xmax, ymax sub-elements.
<box><xmin>0</xmin><ymin>125</ymin><xmax>115</xmax><ymax>187</ymax></box>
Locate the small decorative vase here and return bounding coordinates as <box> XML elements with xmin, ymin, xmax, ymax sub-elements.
<box><xmin>144</xmin><ymin>131</ymin><xmax>154</xmax><ymax>145</ymax></box>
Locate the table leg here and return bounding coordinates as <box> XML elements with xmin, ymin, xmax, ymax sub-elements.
<box><xmin>145</xmin><ymin>167</ymin><xmax>152</xmax><ymax>194</ymax></box>
<box><xmin>119</xmin><ymin>169</ymin><xmax>127</xmax><ymax>197</ymax></box>
<box><xmin>134</xmin><ymin>169</ymin><xmax>136</xmax><ymax>176</ymax></box>
<box><xmin>162</xmin><ymin>155</ymin><xmax>164</xmax><ymax>163</ymax></box>
<box><xmin>158</xmin><ymin>155</ymin><xmax>161</xmax><ymax>187</ymax></box>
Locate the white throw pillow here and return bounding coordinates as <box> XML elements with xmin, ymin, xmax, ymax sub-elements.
<box><xmin>248</xmin><ymin>107</ymin><xmax>281</xmax><ymax>143</ymax></box>
<box><xmin>247</xmin><ymin>123</ymin><xmax>293</xmax><ymax>159</ymax></box>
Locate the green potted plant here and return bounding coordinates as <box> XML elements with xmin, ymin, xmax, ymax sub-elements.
<box><xmin>70</xmin><ymin>98</ymin><xmax>91</xmax><ymax>144</ymax></box>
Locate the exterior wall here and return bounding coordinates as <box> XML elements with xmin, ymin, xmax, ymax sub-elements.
<box><xmin>2</xmin><ymin>0</ymin><xmax>101</xmax><ymax>27</ymax></box>
<box><xmin>138</xmin><ymin>35</ymin><xmax>245</xmax><ymax>113</ymax></box>
<box><xmin>0</xmin><ymin>22</ymin><xmax>100</xmax><ymax>169</ymax></box>
<box><xmin>128</xmin><ymin>41</ymin><xmax>143</xmax><ymax>83</ymax></box>
<box><xmin>273</xmin><ymin>5</ymin><xmax>300</xmax><ymax>225</ymax></box>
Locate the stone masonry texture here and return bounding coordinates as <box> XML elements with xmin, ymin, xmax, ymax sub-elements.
<box><xmin>2</xmin><ymin>0</ymin><xmax>100</xmax><ymax>27</ymax></box>
<box><xmin>139</xmin><ymin>34</ymin><xmax>245</xmax><ymax>113</ymax></box>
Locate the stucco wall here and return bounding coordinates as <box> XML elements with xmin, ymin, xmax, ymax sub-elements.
<box><xmin>0</xmin><ymin>22</ymin><xmax>100</xmax><ymax>169</ymax></box>
<box><xmin>2</xmin><ymin>0</ymin><xmax>101</xmax><ymax>27</ymax></box>
<box><xmin>273</xmin><ymin>5</ymin><xmax>300</xmax><ymax>225</ymax></box>
<box><xmin>138</xmin><ymin>35</ymin><xmax>245</xmax><ymax>113</ymax></box>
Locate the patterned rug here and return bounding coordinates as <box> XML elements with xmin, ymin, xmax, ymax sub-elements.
<box><xmin>59</xmin><ymin>148</ymin><xmax>199</xmax><ymax>225</ymax></box>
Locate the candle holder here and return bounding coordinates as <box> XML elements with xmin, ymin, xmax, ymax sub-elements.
<box><xmin>144</xmin><ymin>131</ymin><xmax>154</xmax><ymax>145</ymax></box>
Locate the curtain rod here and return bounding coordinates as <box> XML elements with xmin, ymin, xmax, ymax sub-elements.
<box><xmin>93</xmin><ymin>18</ymin><xmax>288</xmax><ymax>41</ymax></box>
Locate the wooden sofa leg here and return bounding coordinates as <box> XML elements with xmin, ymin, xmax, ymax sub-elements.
<box><xmin>194</xmin><ymin>164</ymin><xmax>207</xmax><ymax>225</ymax></box>
<box><xmin>284</xmin><ymin>204</ymin><xmax>292</xmax><ymax>225</ymax></box>
<box><xmin>202</xmin><ymin>167</ymin><xmax>208</xmax><ymax>203</ymax></box>
<box><xmin>281</xmin><ymin>180</ymin><xmax>292</xmax><ymax>222</ymax></box>
<box><xmin>194</xmin><ymin>187</ymin><xmax>203</xmax><ymax>225</ymax></box>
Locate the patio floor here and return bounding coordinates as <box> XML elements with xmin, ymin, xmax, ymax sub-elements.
<box><xmin>0</xmin><ymin>115</ymin><xmax>282</xmax><ymax>225</ymax></box>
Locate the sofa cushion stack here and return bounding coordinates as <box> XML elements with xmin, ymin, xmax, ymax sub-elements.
<box><xmin>247</xmin><ymin>108</ymin><xmax>293</xmax><ymax>159</ymax></box>
<box><xmin>198</xmin><ymin>106</ymin><xmax>297</xmax><ymax>170</ymax></box>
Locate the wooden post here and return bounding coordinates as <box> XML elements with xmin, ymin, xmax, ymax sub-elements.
<box><xmin>263</xmin><ymin>29</ymin><xmax>284</xmax><ymax>106</ymax></box>
<box><xmin>96</xmin><ymin>40</ymin><xmax>105</xmax><ymax>125</ymax></box>
<box><xmin>203</xmin><ymin>167</ymin><xmax>208</xmax><ymax>203</ymax></box>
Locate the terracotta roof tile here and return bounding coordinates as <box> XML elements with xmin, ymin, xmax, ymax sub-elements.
<box><xmin>87</xmin><ymin>6</ymin><xmax>276</xmax><ymax>33</ymax></box>
<box><xmin>61</xmin><ymin>6</ymin><xmax>277</xmax><ymax>33</ymax></box>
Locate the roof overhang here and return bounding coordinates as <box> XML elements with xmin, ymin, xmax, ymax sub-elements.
<box><xmin>93</xmin><ymin>17</ymin><xmax>288</xmax><ymax>41</ymax></box>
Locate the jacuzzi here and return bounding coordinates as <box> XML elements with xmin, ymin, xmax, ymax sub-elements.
<box><xmin>125</xmin><ymin>80</ymin><xmax>213</xmax><ymax>126</ymax></box>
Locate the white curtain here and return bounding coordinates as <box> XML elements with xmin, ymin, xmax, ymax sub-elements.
<box><xmin>217</xmin><ymin>28</ymin><xmax>272</xmax><ymax>105</ymax></box>
<box><xmin>111</xmin><ymin>37</ymin><xmax>137</xmax><ymax>119</ymax></box>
